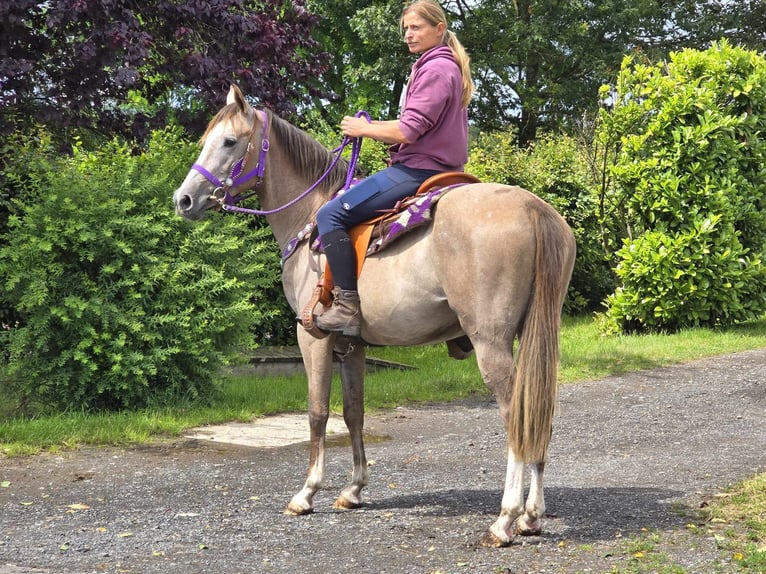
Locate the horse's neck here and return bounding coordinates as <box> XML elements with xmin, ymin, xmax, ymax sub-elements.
<box><xmin>258</xmin><ymin>118</ymin><xmax>343</xmax><ymax>248</ymax></box>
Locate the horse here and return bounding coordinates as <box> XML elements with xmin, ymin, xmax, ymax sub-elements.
<box><xmin>173</xmin><ymin>84</ymin><xmax>576</xmax><ymax>547</ymax></box>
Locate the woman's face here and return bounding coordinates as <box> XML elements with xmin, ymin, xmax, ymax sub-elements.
<box><xmin>402</xmin><ymin>12</ymin><xmax>445</xmax><ymax>55</ymax></box>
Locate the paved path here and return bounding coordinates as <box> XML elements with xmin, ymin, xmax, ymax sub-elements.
<box><xmin>1</xmin><ymin>348</ymin><xmax>764</xmax><ymax>573</ymax></box>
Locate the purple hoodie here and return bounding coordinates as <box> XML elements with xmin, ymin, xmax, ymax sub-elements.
<box><xmin>389</xmin><ymin>44</ymin><xmax>468</xmax><ymax>171</ymax></box>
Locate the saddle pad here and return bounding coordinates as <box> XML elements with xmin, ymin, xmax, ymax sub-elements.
<box><xmin>281</xmin><ymin>173</ymin><xmax>479</xmax><ymax>266</ymax></box>
<box><xmin>366</xmin><ymin>185</ymin><xmax>455</xmax><ymax>255</ymax></box>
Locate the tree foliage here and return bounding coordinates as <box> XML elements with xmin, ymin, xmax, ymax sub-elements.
<box><xmin>663</xmin><ymin>0</ymin><xmax>766</xmax><ymax>53</ymax></box>
<box><xmin>306</xmin><ymin>0</ymin><xmax>669</xmax><ymax>144</ymax></box>
<box><xmin>0</xmin><ymin>128</ymin><xmax>282</xmax><ymax>412</ymax></box>
<box><xmin>597</xmin><ymin>41</ymin><xmax>766</xmax><ymax>332</ymax></box>
<box><xmin>306</xmin><ymin>0</ymin><xmax>411</xmax><ymax>123</ymax></box>
<box><xmin>0</xmin><ymin>0</ymin><xmax>328</xmax><ymax>142</ymax></box>
<box><xmin>458</xmin><ymin>0</ymin><xmax>667</xmax><ymax>145</ymax></box>
<box><xmin>309</xmin><ymin>1</ymin><xmax>766</xmax><ymax>147</ymax></box>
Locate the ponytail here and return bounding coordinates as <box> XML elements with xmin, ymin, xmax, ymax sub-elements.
<box><xmin>444</xmin><ymin>30</ymin><xmax>475</xmax><ymax>108</ymax></box>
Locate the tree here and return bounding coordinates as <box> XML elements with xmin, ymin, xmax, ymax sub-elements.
<box><xmin>456</xmin><ymin>0</ymin><xmax>674</xmax><ymax>145</ymax></box>
<box><xmin>306</xmin><ymin>0</ymin><xmax>411</xmax><ymax>124</ymax></box>
<box><xmin>597</xmin><ymin>41</ymin><xmax>766</xmax><ymax>333</ymax></box>
<box><xmin>307</xmin><ymin>0</ymin><xmax>671</xmax><ymax>145</ymax></box>
<box><xmin>0</xmin><ymin>0</ymin><xmax>329</xmax><ymax>142</ymax></box>
<box><xmin>308</xmin><ymin>1</ymin><xmax>766</xmax><ymax>147</ymax></box>
<box><xmin>663</xmin><ymin>0</ymin><xmax>766</xmax><ymax>53</ymax></box>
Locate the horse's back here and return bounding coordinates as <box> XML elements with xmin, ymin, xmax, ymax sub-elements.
<box><xmin>357</xmin><ymin>183</ymin><xmax>573</xmax><ymax>346</ymax></box>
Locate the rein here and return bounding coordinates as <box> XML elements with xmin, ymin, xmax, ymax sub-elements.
<box><xmin>192</xmin><ymin>110</ymin><xmax>370</xmax><ymax>217</ymax></box>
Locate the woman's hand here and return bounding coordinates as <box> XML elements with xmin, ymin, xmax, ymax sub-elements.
<box><xmin>340</xmin><ymin>116</ymin><xmax>370</xmax><ymax>138</ymax></box>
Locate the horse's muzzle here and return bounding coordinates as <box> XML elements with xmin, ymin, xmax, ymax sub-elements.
<box><xmin>173</xmin><ymin>189</ymin><xmax>211</xmax><ymax>220</ymax></box>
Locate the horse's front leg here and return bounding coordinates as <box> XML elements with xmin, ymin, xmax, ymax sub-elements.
<box><xmin>333</xmin><ymin>341</ymin><xmax>369</xmax><ymax>509</ymax></box>
<box><xmin>285</xmin><ymin>328</ymin><xmax>336</xmax><ymax>516</ymax></box>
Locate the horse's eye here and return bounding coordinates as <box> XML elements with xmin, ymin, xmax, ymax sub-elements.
<box><xmin>223</xmin><ymin>137</ymin><xmax>237</xmax><ymax>148</ymax></box>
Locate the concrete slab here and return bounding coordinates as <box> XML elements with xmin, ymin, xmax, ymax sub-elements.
<box><xmin>184</xmin><ymin>413</ymin><xmax>348</xmax><ymax>448</ymax></box>
<box><xmin>238</xmin><ymin>346</ymin><xmax>415</xmax><ymax>377</ymax></box>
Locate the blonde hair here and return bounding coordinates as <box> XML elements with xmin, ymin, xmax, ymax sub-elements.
<box><xmin>401</xmin><ymin>0</ymin><xmax>475</xmax><ymax>108</ymax></box>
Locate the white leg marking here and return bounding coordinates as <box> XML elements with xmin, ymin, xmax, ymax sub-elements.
<box><xmin>487</xmin><ymin>447</ymin><xmax>525</xmax><ymax>545</ymax></box>
<box><xmin>516</xmin><ymin>462</ymin><xmax>545</xmax><ymax>535</ymax></box>
<box><xmin>287</xmin><ymin>441</ymin><xmax>325</xmax><ymax>515</ymax></box>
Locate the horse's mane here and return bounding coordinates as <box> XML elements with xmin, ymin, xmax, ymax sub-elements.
<box><xmin>268</xmin><ymin>111</ymin><xmax>351</xmax><ymax>192</ymax></box>
<box><xmin>201</xmin><ymin>104</ymin><xmax>351</xmax><ymax>193</ymax></box>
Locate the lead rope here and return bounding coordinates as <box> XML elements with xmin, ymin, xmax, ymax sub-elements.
<box><xmin>221</xmin><ymin>110</ymin><xmax>371</xmax><ymax>217</ymax></box>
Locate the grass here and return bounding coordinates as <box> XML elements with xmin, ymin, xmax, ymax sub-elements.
<box><xmin>602</xmin><ymin>480</ymin><xmax>766</xmax><ymax>574</ymax></box>
<box><xmin>1</xmin><ymin>314</ymin><xmax>765</xmax><ymax>455</ymax></box>
<box><xmin>700</xmin><ymin>473</ymin><xmax>766</xmax><ymax>570</ymax></box>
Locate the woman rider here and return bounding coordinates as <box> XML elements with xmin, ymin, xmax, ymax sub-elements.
<box><xmin>315</xmin><ymin>0</ymin><xmax>475</xmax><ymax>337</ymax></box>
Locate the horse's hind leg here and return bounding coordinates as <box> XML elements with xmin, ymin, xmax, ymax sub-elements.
<box><xmin>470</xmin><ymin>336</ymin><xmax>551</xmax><ymax>547</ymax></box>
<box><xmin>333</xmin><ymin>341</ymin><xmax>369</xmax><ymax>509</ymax></box>
<box><xmin>285</xmin><ymin>328</ymin><xmax>335</xmax><ymax>516</ymax></box>
<box><xmin>516</xmin><ymin>462</ymin><xmax>545</xmax><ymax>535</ymax></box>
<box><xmin>467</xmin><ymin>340</ymin><xmax>526</xmax><ymax>546</ymax></box>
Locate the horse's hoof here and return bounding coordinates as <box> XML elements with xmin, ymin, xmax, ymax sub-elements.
<box><xmin>480</xmin><ymin>530</ymin><xmax>512</xmax><ymax>548</ymax></box>
<box><xmin>284</xmin><ymin>502</ymin><xmax>313</xmax><ymax>516</ymax></box>
<box><xmin>514</xmin><ymin>517</ymin><xmax>542</xmax><ymax>536</ymax></box>
<box><xmin>333</xmin><ymin>495</ymin><xmax>362</xmax><ymax>510</ymax></box>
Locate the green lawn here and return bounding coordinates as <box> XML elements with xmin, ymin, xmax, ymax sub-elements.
<box><xmin>1</xmin><ymin>314</ymin><xmax>765</xmax><ymax>455</ymax></box>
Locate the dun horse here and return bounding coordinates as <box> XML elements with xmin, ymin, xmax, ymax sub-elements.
<box><xmin>173</xmin><ymin>85</ymin><xmax>576</xmax><ymax>547</ymax></box>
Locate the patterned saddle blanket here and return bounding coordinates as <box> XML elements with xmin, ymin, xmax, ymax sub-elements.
<box><xmin>282</xmin><ymin>172</ymin><xmax>479</xmax><ymax>265</ymax></box>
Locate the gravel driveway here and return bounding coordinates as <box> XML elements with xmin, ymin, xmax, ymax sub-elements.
<box><xmin>1</xmin><ymin>348</ymin><xmax>765</xmax><ymax>574</ymax></box>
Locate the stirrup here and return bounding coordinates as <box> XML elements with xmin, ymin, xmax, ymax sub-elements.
<box><xmin>300</xmin><ymin>284</ymin><xmax>330</xmax><ymax>339</ymax></box>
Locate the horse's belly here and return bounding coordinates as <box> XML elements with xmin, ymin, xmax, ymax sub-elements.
<box><xmin>357</xmin><ymin>231</ymin><xmax>461</xmax><ymax>346</ymax></box>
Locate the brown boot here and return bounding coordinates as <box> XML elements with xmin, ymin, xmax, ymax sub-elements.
<box><xmin>315</xmin><ymin>287</ymin><xmax>361</xmax><ymax>337</ymax></box>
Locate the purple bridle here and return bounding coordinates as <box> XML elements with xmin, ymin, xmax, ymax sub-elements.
<box><xmin>191</xmin><ymin>109</ymin><xmax>270</xmax><ymax>215</ymax></box>
<box><xmin>191</xmin><ymin>109</ymin><xmax>369</xmax><ymax>217</ymax></box>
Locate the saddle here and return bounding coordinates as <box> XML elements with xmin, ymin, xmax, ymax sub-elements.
<box><xmin>300</xmin><ymin>171</ymin><xmax>480</xmax><ymax>341</ymax></box>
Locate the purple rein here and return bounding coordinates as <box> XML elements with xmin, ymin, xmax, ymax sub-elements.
<box><xmin>191</xmin><ymin>110</ymin><xmax>370</xmax><ymax>217</ymax></box>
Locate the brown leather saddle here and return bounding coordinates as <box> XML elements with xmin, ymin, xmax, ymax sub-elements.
<box><xmin>300</xmin><ymin>171</ymin><xmax>480</xmax><ymax>347</ymax></box>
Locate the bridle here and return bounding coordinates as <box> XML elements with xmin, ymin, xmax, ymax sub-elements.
<box><xmin>191</xmin><ymin>109</ymin><xmax>271</xmax><ymax>215</ymax></box>
<box><xmin>191</xmin><ymin>109</ymin><xmax>369</xmax><ymax>217</ymax></box>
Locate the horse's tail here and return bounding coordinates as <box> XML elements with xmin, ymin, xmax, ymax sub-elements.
<box><xmin>509</xmin><ymin>202</ymin><xmax>575</xmax><ymax>463</ymax></box>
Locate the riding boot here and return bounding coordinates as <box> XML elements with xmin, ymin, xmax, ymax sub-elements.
<box><xmin>316</xmin><ymin>286</ymin><xmax>361</xmax><ymax>338</ymax></box>
<box><xmin>315</xmin><ymin>230</ymin><xmax>361</xmax><ymax>337</ymax></box>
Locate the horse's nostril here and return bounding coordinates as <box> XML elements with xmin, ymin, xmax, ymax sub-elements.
<box><xmin>178</xmin><ymin>194</ymin><xmax>193</xmax><ymax>211</ymax></box>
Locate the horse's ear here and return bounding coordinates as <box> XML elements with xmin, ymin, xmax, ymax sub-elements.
<box><xmin>226</xmin><ymin>84</ymin><xmax>251</xmax><ymax>113</ymax></box>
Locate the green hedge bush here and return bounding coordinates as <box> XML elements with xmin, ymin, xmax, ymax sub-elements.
<box><xmin>598</xmin><ymin>40</ymin><xmax>766</xmax><ymax>332</ymax></box>
<box><xmin>0</xmin><ymin>128</ymin><xmax>282</xmax><ymax>412</ymax></box>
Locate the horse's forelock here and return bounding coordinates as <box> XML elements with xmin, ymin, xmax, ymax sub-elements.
<box><xmin>199</xmin><ymin>104</ymin><xmax>250</xmax><ymax>146</ymax></box>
